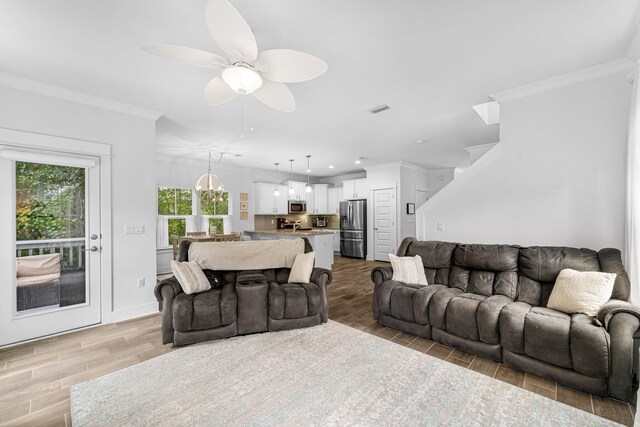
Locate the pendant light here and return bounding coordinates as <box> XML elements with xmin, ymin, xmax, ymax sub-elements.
<box><xmin>288</xmin><ymin>159</ymin><xmax>295</xmax><ymax>194</ymax></box>
<box><xmin>274</xmin><ymin>162</ymin><xmax>280</xmax><ymax>196</ymax></box>
<box><xmin>194</xmin><ymin>152</ymin><xmax>225</xmax><ymax>205</ymax></box>
<box><xmin>305</xmin><ymin>155</ymin><xmax>312</xmax><ymax>193</ymax></box>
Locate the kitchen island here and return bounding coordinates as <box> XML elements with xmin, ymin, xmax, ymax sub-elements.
<box><xmin>243</xmin><ymin>230</ymin><xmax>334</xmax><ymax>269</ymax></box>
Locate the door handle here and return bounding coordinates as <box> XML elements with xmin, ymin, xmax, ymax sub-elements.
<box><xmin>85</xmin><ymin>246</ymin><xmax>99</xmax><ymax>252</ymax></box>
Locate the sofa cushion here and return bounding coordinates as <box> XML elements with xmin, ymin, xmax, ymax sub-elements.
<box><xmin>171</xmin><ymin>261</ymin><xmax>211</xmax><ymax>295</ymax></box>
<box><xmin>288</xmin><ymin>252</ymin><xmax>315</xmax><ymax>284</ymax></box>
<box><xmin>547</xmin><ymin>269</ymin><xmax>616</xmax><ymax>316</ymax></box>
<box><xmin>389</xmin><ymin>254</ymin><xmax>428</xmax><ymax>286</ymax></box>
<box><xmin>446</xmin><ymin>293</ymin><xmax>486</xmax><ymax>341</ymax></box>
<box><xmin>518</xmin><ymin>247</ymin><xmax>600</xmax><ymax>306</ymax></box>
<box><xmin>377</xmin><ymin>281</ymin><xmax>447</xmax><ymax>324</ymax></box>
<box><xmin>405</xmin><ymin>241</ymin><xmax>457</xmax><ymax>285</ymax></box>
<box><xmin>172</xmin><ymin>283</ymin><xmax>237</xmax><ymax>332</ymax></box>
<box><xmin>524</xmin><ymin>307</ymin><xmax>572</xmax><ymax>369</ymax></box>
<box><xmin>449</xmin><ymin>244</ymin><xmax>519</xmax><ymax>299</ymax></box>
<box><xmin>570</xmin><ymin>314</ymin><xmax>610</xmax><ymax>378</ymax></box>
<box><xmin>445</xmin><ymin>294</ymin><xmax>512</xmax><ymax>344</ymax></box>
<box><xmin>269</xmin><ymin>282</ymin><xmax>322</xmax><ymax>320</ymax></box>
<box><xmin>500</xmin><ymin>301</ymin><xmax>532</xmax><ymax>354</ymax></box>
<box><xmin>502</xmin><ymin>303</ymin><xmax>610</xmax><ymax>377</ymax></box>
<box><xmin>429</xmin><ymin>288</ymin><xmax>464</xmax><ymax>330</ymax></box>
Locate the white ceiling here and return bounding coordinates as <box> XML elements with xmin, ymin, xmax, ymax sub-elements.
<box><xmin>1</xmin><ymin>0</ymin><xmax>638</xmax><ymax>176</ymax></box>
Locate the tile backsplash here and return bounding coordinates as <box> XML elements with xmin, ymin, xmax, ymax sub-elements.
<box><xmin>254</xmin><ymin>214</ymin><xmax>340</xmax><ymax>231</ymax></box>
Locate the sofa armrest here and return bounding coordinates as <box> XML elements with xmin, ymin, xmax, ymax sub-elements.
<box><xmin>371</xmin><ymin>267</ymin><xmax>393</xmax><ymax>286</ymax></box>
<box><xmin>596</xmin><ymin>299</ymin><xmax>640</xmax><ymax>401</ymax></box>
<box><xmin>310</xmin><ymin>268</ymin><xmax>332</xmax><ymax>287</ymax></box>
<box><xmin>154</xmin><ymin>277</ymin><xmax>183</xmax><ymax>307</ymax></box>
<box><xmin>596</xmin><ymin>299</ymin><xmax>640</xmax><ymax>330</ymax></box>
<box><xmin>155</xmin><ymin>278</ymin><xmax>183</xmax><ymax>345</ymax></box>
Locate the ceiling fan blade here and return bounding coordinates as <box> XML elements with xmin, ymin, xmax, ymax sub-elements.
<box><xmin>141</xmin><ymin>45</ymin><xmax>228</xmax><ymax>68</ymax></box>
<box><xmin>255</xmin><ymin>49</ymin><xmax>328</xmax><ymax>83</ymax></box>
<box><xmin>252</xmin><ymin>80</ymin><xmax>295</xmax><ymax>112</ymax></box>
<box><xmin>204</xmin><ymin>76</ymin><xmax>238</xmax><ymax>106</ymax></box>
<box><xmin>205</xmin><ymin>0</ymin><xmax>258</xmax><ymax>62</ymax></box>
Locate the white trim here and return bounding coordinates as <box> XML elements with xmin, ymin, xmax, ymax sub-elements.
<box><xmin>464</xmin><ymin>143</ymin><xmax>498</xmax><ymax>154</ymax></box>
<box><xmin>0</xmin><ymin>127</ymin><xmax>111</xmax><ymax>156</ymax></box>
<box><xmin>110</xmin><ymin>302</ymin><xmax>158</xmax><ymax>323</ymax></box>
<box><xmin>0</xmin><ymin>72</ymin><xmax>164</xmax><ymax>121</ymax></box>
<box><xmin>364</xmin><ymin>161</ymin><xmax>428</xmax><ymax>173</ymax></box>
<box><xmin>0</xmin><ymin>149</ymin><xmax>97</xmax><ymax>168</ymax></box>
<box><xmin>490</xmin><ymin>58</ymin><xmax>635</xmax><ymax>103</ymax></box>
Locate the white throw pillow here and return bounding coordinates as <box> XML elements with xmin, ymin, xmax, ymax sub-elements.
<box><xmin>389</xmin><ymin>254</ymin><xmax>428</xmax><ymax>286</ymax></box>
<box><xmin>547</xmin><ymin>268</ymin><xmax>616</xmax><ymax>316</ymax></box>
<box><xmin>288</xmin><ymin>252</ymin><xmax>315</xmax><ymax>283</ymax></box>
<box><xmin>171</xmin><ymin>260</ymin><xmax>211</xmax><ymax>295</ymax></box>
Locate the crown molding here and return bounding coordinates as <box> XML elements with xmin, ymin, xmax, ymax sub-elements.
<box><xmin>364</xmin><ymin>161</ymin><xmax>428</xmax><ymax>173</ymax></box>
<box><xmin>490</xmin><ymin>58</ymin><xmax>634</xmax><ymax>103</ymax></box>
<box><xmin>0</xmin><ymin>72</ymin><xmax>164</xmax><ymax>121</ymax></box>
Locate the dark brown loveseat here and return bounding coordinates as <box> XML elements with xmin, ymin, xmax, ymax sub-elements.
<box><xmin>372</xmin><ymin>237</ymin><xmax>640</xmax><ymax>402</ymax></box>
<box><xmin>155</xmin><ymin>239</ymin><xmax>332</xmax><ymax>346</ymax></box>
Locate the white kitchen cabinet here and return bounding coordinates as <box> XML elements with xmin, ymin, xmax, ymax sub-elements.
<box><xmin>327</xmin><ymin>187</ymin><xmax>340</xmax><ymax>214</ymax></box>
<box><xmin>307</xmin><ymin>184</ymin><xmax>329</xmax><ymax>214</ymax></box>
<box><xmin>255</xmin><ymin>183</ymin><xmax>288</xmax><ymax>214</ymax></box>
<box><xmin>287</xmin><ymin>181</ymin><xmax>307</xmax><ymax>201</ymax></box>
<box><xmin>342</xmin><ymin>178</ymin><xmax>368</xmax><ymax>199</ymax></box>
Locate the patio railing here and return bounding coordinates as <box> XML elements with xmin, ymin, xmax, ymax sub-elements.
<box><xmin>16</xmin><ymin>237</ymin><xmax>86</xmax><ymax>271</ymax></box>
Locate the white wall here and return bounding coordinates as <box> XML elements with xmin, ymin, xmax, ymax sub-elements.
<box><xmin>0</xmin><ymin>85</ymin><xmax>159</xmax><ymax>322</ymax></box>
<box><xmin>400</xmin><ymin>165</ymin><xmax>429</xmax><ymax>240</ymax></box>
<box><xmin>417</xmin><ymin>72</ymin><xmax>630</xmax><ymax>249</ymax></box>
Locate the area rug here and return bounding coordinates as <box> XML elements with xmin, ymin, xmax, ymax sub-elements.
<box><xmin>70</xmin><ymin>321</ymin><xmax>617</xmax><ymax>426</ymax></box>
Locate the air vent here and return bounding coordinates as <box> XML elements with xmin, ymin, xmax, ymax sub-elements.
<box><xmin>368</xmin><ymin>104</ymin><xmax>390</xmax><ymax>114</ymax></box>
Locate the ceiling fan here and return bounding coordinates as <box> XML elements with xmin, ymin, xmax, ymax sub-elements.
<box><xmin>141</xmin><ymin>0</ymin><xmax>327</xmax><ymax>112</ymax></box>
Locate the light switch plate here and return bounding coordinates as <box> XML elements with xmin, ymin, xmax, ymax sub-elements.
<box><xmin>124</xmin><ymin>225</ymin><xmax>145</xmax><ymax>235</ymax></box>
<box><xmin>437</xmin><ymin>221</ymin><xmax>445</xmax><ymax>232</ymax></box>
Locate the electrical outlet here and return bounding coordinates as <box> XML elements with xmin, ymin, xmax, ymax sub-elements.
<box><xmin>137</xmin><ymin>278</ymin><xmax>145</xmax><ymax>288</ymax></box>
<box><xmin>437</xmin><ymin>221</ymin><xmax>445</xmax><ymax>232</ymax></box>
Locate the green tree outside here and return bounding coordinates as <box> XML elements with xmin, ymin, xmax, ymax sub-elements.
<box><xmin>16</xmin><ymin>162</ymin><xmax>85</xmax><ymax>241</ymax></box>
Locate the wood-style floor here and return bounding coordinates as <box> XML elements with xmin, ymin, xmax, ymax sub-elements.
<box><xmin>0</xmin><ymin>256</ymin><xmax>636</xmax><ymax>426</ymax></box>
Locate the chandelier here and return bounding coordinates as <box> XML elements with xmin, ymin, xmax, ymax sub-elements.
<box><xmin>195</xmin><ymin>152</ymin><xmax>225</xmax><ymax>204</ymax></box>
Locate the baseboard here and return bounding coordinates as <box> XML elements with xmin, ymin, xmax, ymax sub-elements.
<box><xmin>110</xmin><ymin>302</ymin><xmax>159</xmax><ymax>323</ymax></box>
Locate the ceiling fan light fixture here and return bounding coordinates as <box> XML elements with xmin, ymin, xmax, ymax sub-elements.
<box><xmin>222</xmin><ymin>66</ymin><xmax>263</xmax><ymax>94</ymax></box>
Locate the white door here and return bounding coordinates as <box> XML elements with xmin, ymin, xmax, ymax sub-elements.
<box><xmin>342</xmin><ymin>180</ymin><xmax>356</xmax><ymax>199</ymax></box>
<box><xmin>0</xmin><ymin>148</ymin><xmax>102</xmax><ymax>345</ymax></box>
<box><xmin>327</xmin><ymin>187</ymin><xmax>339</xmax><ymax>214</ymax></box>
<box><xmin>373</xmin><ymin>188</ymin><xmax>397</xmax><ymax>262</ymax></box>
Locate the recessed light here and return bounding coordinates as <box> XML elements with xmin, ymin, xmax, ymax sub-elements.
<box><xmin>328</xmin><ymin>165</ymin><xmax>334</xmax><ymax>169</ymax></box>
<box><xmin>416</xmin><ymin>139</ymin><xmax>425</xmax><ymax>144</ymax></box>
<box><xmin>306</xmin><ymin>169</ymin><xmax>311</xmax><ymax>173</ymax></box>
<box><xmin>354</xmin><ymin>156</ymin><xmax>368</xmax><ymax>164</ymax></box>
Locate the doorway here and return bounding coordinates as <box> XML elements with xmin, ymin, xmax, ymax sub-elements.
<box><xmin>0</xmin><ymin>148</ymin><xmax>102</xmax><ymax>345</ymax></box>
<box><xmin>373</xmin><ymin>188</ymin><xmax>397</xmax><ymax>262</ymax></box>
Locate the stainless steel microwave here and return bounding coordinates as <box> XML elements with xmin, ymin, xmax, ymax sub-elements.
<box><xmin>288</xmin><ymin>200</ymin><xmax>306</xmax><ymax>214</ymax></box>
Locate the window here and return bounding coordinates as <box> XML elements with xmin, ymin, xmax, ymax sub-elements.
<box><xmin>201</xmin><ymin>191</ymin><xmax>230</xmax><ymax>235</ymax></box>
<box><xmin>158</xmin><ymin>188</ymin><xmax>192</xmax><ymax>216</ymax></box>
<box><xmin>156</xmin><ymin>187</ymin><xmax>232</xmax><ymax>247</ymax></box>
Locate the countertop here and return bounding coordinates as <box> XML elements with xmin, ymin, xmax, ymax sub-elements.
<box><xmin>245</xmin><ymin>230</ymin><xmax>336</xmax><ymax>236</ymax></box>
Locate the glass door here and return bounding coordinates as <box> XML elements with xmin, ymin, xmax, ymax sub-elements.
<box><xmin>0</xmin><ymin>148</ymin><xmax>102</xmax><ymax>346</ymax></box>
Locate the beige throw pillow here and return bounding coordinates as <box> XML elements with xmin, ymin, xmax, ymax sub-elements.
<box><xmin>389</xmin><ymin>254</ymin><xmax>428</xmax><ymax>286</ymax></box>
<box><xmin>547</xmin><ymin>268</ymin><xmax>616</xmax><ymax>316</ymax></box>
<box><xmin>171</xmin><ymin>261</ymin><xmax>211</xmax><ymax>295</ymax></box>
<box><xmin>288</xmin><ymin>252</ymin><xmax>315</xmax><ymax>283</ymax></box>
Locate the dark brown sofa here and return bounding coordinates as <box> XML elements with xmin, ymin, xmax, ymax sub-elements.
<box><xmin>372</xmin><ymin>237</ymin><xmax>640</xmax><ymax>402</ymax></box>
<box><xmin>155</xmin><ymin>239</ymin><xmax>332</xmax><ymax>346</ymax></box>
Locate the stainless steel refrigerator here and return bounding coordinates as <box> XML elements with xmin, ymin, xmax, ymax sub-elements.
<box><xmin>340</xmin><ymin>200</ymin><xmax>367</xmax><ymax>259</ymax></box>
